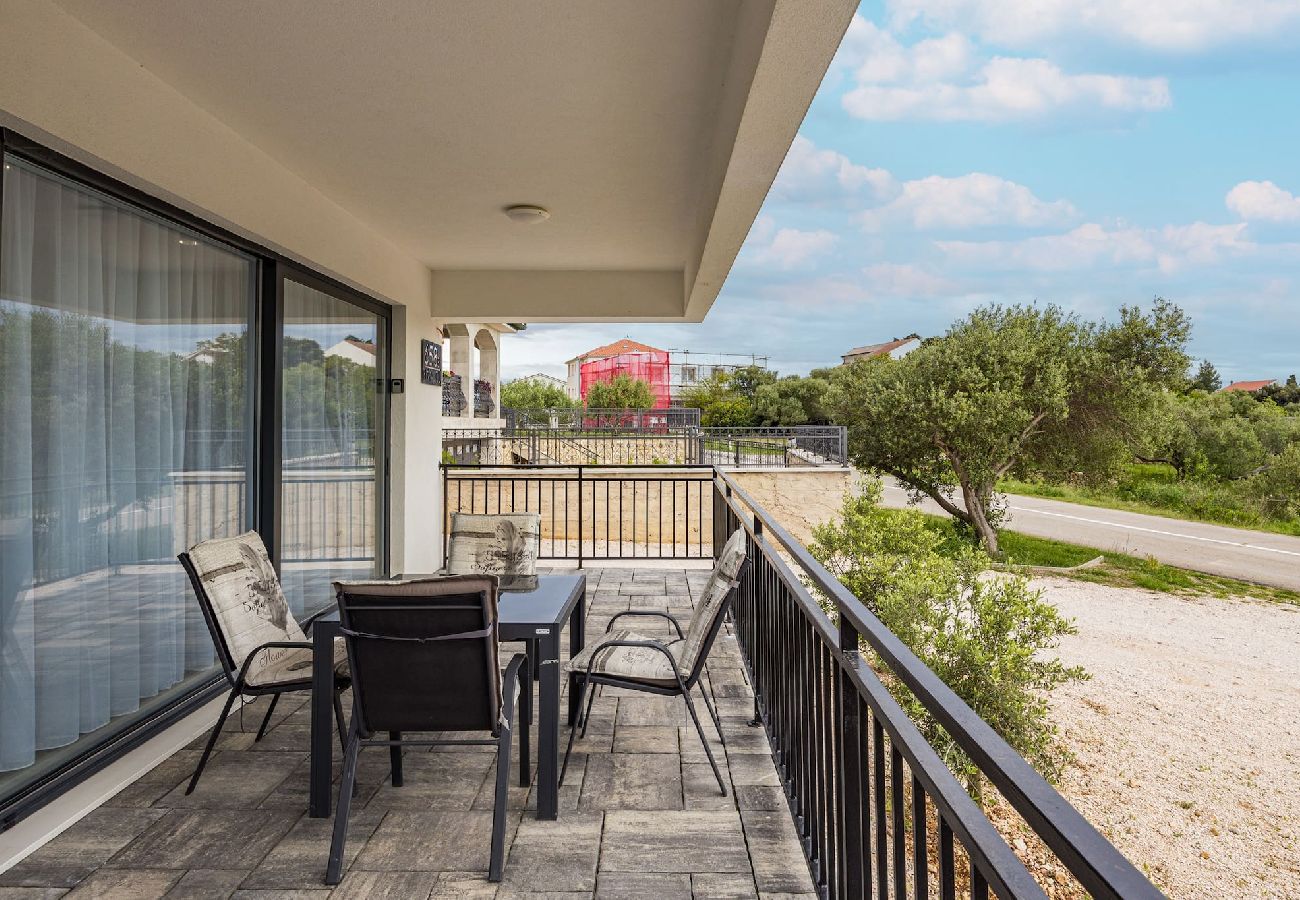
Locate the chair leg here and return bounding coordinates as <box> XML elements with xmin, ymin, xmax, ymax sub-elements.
<box><xmin>254</xmin><ymin>693</ymin><xmax>280</xmax><ymax>743</ymax></box>
<box><xmin>697</xmin><ymin>682</ymin><xmax>725</xmax><ymax>748</ymax></box>
<box><xmin>559</xmin><ymin>676</ymin><xmax>588</xmax><ymax>788</ymax></box>
<box><xmin>489</xmin><ymin>722</ymin><xmax>514</xmax><ymax>882</ymax></box>
<box><xmin>518</xmin><ymin>660</ymin><xmax>531</xmax><ymax>787</ymax></box>
<box><xmin>682</xmin><ymin>687</ymin><xmax>727</xmax><ymax>796</ymax></box>
<box><xmin>389</xmin><ymin>732</ymin><xmax>403</xmax><ymax>786</ymax></box>
<box><xmin>325</xmin><ymin>721</ymin><xmax>362</xmax><ymax>885</ymax></box>
<box><xmin>578</xmin><ymin>678</ymin><xmax>598</xmax><ymax>739</ymax></box>
<box><xmin>186</xmin><ymin>687</ymin><xmax>238</xmax><ymax>795</ymax></box>
<box><xmin>332</xmin><ymin>690</ymin><xmax>348</xmax><ymax>755</ymax></box>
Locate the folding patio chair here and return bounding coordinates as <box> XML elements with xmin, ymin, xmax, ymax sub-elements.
<box><xmin>560</xmin><ymin>528</ymin><xmax>748</xmax><ymax>795</ymax></box>
<box><xmin>179</xmin><ymin>531</ymin><xmax>350</xmax><ymax>795</ymax></box>
<box><xmin>325</xmin><ymin>575</ymin><xmax>528</xmax><ymax>885</ymax></box>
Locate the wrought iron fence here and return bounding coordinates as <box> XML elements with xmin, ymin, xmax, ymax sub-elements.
<box><xmin>503</xmin><ymin>406</ymin><xmax>702</xmax><ymax>431</ymax></box>
<box><xmin>473</xmin><ymin>379</ymin><xmax>495</xmax><ymax>418</ymax></box>
<box><xmin>442</xmin><ymin>464</ymin><xmax>714</xmax><ymax>564</ymax></box>
<box><xmin>443</xmin><ymin>425</ymin><xmax>847</xmax><ymax>468</ymax></box>
<box><xmin>713</xmin><ymin>469</ymin><xmax>1163</xmax><ymax>900</ymax></box>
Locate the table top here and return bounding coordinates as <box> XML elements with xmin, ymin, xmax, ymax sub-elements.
<box><xmin>385</xmin><ymin>572</ymin><xmax>586</xmax><ymax>632</ymax></box>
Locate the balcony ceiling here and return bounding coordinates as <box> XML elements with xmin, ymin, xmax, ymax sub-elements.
<box><xmin>15</xmin><ymin>0</ymin><xmax>857</xmax><ymax>320</ymax></box>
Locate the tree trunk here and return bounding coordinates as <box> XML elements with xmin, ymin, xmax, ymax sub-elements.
<box><xmin>964</xmin><ymin>489</ymin><xmax>1001</xmax><ymax>557</ymax></box>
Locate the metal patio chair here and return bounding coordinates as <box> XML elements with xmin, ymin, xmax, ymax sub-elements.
<box><xmin>179</xmin><ymin>531</ymin><xmax>350</xmax><ymax>796</ymax></box>
<box><xmin>325</xmin><ymin>575</ymin><xmax>528</xmax><ymax>885</ymax></box>
<box><xmin>560</xmin><ymin>528</ymin><xmax>748</xmax><ymax>795</ymax></box>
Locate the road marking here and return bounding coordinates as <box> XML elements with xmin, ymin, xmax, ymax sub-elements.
<box><xmin>1008</xmin><ymin>506</ymin><xmax>1300</xmax><ymax>558</ymax></box>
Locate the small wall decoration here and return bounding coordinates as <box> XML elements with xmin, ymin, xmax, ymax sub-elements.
<box><xmin>421</xmin><ymin>339</ymin><xmax>442</xmax><ymax>386</ymax></box>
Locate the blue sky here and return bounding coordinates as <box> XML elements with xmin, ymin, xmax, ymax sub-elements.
<box><xmin>505</xmin><ymin>0</ymin><xmax>1300</xmax><ymax>385</ymax></box>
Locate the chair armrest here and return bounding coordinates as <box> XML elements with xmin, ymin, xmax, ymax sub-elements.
<box><xmin>500</xmin><ymin>652</ymin><xmax>528</xmax><ymax>729</ymax></box>
<box><xmin>579</xmin><ymin>638</ymin><xmax>683</xmax><ymax>685</ymax></box>
<box><xmin>607</xmin><ymin>610</ymin><xmax>684</xmax><ymax>639</ymax></box>
<box><xmin>235</xmin><ymin>640</ymin><xmax>314</xmax><ymax>684</ymax></box>
<box><xmin>301</xmin><ymin>603</ymin><xmax>338</xmax><ymax>634</ymax></box>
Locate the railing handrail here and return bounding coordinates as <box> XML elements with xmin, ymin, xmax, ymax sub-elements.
<box><xmin>715</xmin><ymin>469</ymin><xmax>1163</xmax><ymax>899</ymax></box>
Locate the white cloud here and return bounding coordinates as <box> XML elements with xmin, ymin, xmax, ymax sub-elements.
<box><xmin>886</xmin><ymin>0</ymin><xmax>1300</xmax><ymax>53</ymax></box>
<box><xmin>863</xmin><ymin>263</ymin><xmax>958</xmax><ymax>296</ymax></box>
<box><xmin>859</xmin><ymin>173</ymin><xmax>1077</xmax><ymax>231</ymax></box>
<box><xmin>1226</xmin><ymin>180</ymin><xmax>1300</xmax><ymax>222</ymax></box>
<box><xmin>843</xmin><ymin>52</ymin><xmax>1170</xmax><ymax>123</ymax></box>
<box><xmin>937</xmin><ymin>221</ymin><xmax>1252</xmax><ymax>273</ymax></box>
<box><xmin>747</xmin><ymin>227</ymin><xmax>839</xmax><ymax>269</ymax></box>
<box><xmin>772</xmin><ymin>135</ymin><xmax>896</xmax><ymax>204</ymax></box>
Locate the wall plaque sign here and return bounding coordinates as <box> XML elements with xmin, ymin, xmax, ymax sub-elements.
<box><xmin>420</xmin><ymin>339</ymin><xmax>442</xmax><ymax>386</ymax></box>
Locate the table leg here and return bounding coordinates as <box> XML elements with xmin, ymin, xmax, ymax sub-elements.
<box><xmin>568</xmin><ymin>584</ymin><xmax>587</xmax><ymax>727</ymax></box>
<box><xmin>309</xmin><ymin>621</ymin><xmax>338</xmax><ymax>818</ymax></box>
<box><xmin>519</xmin><ymin>643</ymin><xmax>533</xmax><ymax>787</ymax></box>
<box><xmin>536</xmin><ymin>629</ymin><xmax>561</xmax><ymax>820</ymax></box>
<box><xmin>389</xmin><ymin>732</ymin><xmax>403</xmax><ymax>786</ymax></box>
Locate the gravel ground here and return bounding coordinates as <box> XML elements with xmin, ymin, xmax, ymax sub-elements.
<box><xmin>1040</xmin><ymin>577</ymin><xmax>1300</xmax><ymax>899</ymax></box>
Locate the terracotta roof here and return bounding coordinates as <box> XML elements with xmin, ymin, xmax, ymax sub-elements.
<box><xmin>566</xmin><ymin>338</ymin><xmax>665</xmax><ymax>364</ymax></box>
<box><xmin>1220</xmin><ymin>379</ymin><xmax>1277</xmax><ymax>393</ymax></box>
<box><xmin>841</xmin><ymin>334</ymin><xmax>920</xmax><ymax>361</ymax></box>
<box><xmin>344</xmin><ymin>338</ymin><xmax>376</xmax><ymax>354</ymax></box>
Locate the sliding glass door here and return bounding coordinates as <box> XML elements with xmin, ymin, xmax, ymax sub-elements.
<box><xmin>278</xmin><ymin>276</ymin><xmax>387</xmax><ymax>616</ymax></box>
<box><xmin>0</xmin><ymin>156</ymin><xmax>256</xmax><ymax>801</ymax></box>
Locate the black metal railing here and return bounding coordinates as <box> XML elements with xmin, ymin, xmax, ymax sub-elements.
<box><xmin>442</xmin><ymin>464</ymin><xmax>713</xmax><ymax>564</ymax></box>
<box><xmin>442</xmin><ymin>425</ymin><xmax>847</xmax><ymax>468</ymax></box>
<box><xmin>503</xmin><ymin>406</ymin><xmax>702</xmax><ymax>431</ymax></box>
<box><xmin>473</xmin><ymin>379</ymin><xmax>495</xmax><ymax>418</ymax></box>
<box><xmin>713</xmin><ymin>469</ymin><xmax>1163</xmax><ymax>900</ymax></box>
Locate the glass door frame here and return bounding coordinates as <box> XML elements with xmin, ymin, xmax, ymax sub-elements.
<box><xmin>0</xmin><ymin>126</ymin><xmax>393</xmax><ymax>827</ymax></box>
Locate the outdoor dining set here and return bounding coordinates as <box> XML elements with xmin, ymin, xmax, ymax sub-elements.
<box><xmin>176</xmin><ymin>513</ymin><xmax>747</xmax><ymax>885</ymax></box>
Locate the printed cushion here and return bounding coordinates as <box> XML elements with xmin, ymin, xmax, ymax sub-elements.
<box><xmin>677</xmin><ymin>528</ymin><xmax>747</xmax><ymax>673</ymax></box>
<box><xmin>447</xmin><ymin>513</ymin><xmax>540</xmax><ymax>580</ymax></box>
<box><xmin>186</xmin><ymin>531</ymin><xmax>307</xmax><ymax>685</ymax></box>
<box><xmin>246</xmin><ymin>638</ymin><xmax>350</xmax><ymax>687</ymax></box>
<box><xmin>565</xmin><ymin>628</ymin><xmax>684</xmax><ymax>686</ymax></box>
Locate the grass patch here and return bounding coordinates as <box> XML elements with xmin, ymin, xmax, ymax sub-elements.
<box><xmin>912</xmin><ymin>511</ymin><xmax>1300</xmax><ymax>606</ymax></box>
<box><xmin>1001</xmin><ymin>463</ymin><xmax>1300</xmax><ymax>538</ymax></box>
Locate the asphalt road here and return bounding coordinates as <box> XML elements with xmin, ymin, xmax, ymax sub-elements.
<box><xmin>877</xmin><ymin>480</ymin><xmax>1300</xmax><ymax>592</ymax></box>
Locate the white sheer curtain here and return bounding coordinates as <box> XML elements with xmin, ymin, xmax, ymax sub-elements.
<box><xmin>0</xmin><ymin>158</ymin><xmax>254</xmax><ymax>785</ymax></box>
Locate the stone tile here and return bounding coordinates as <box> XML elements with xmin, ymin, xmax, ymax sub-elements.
<box><xmin>681</xmin><ymin>764</ymin><xmax>732</xmax><ymax>810</ymax></box>
<box><xmin>428</xmin><ymin>872</ymin><xmax>497</xmax><ymax>897</ymax></box>
<box><xmin>108</xmin><ymin>810</ymin><xmax>299</xmax><ymax>871</ymax></box>
<box><xmin>229</xmin><ymin>892</ymin><xmax>330</xmax><ymax>899</ymax></box>
<box><xmin>691</xmin><ymin>873</ymin><xmax>759</xmax><ymax>899</ymax></box>
<box><xmin>734</xmin><ymin>785</ymin><xmax>787</xmax><ymax>811</ymax></box>
<box><xmin>579</xmin><ymin>754</ymin><xmax>682</xmax><ymax>811</ymax></box>
<box><xmin>241</xmin><ymin>807</ymin><xmax>383</xmax><ymax>888</ymax></box>
<box><xmin>614</xmin><ymin>697</ymin><xmax>684</xmax><ymax>727</ymax></box>
<box><xmin>164</xmin><ymin>869</ymin><xmax>247</xmax><ymax>899</ymax></box>
<box><xmin>740</xmin><ymin>810</ymin><xmax>815</xmax><ymax>894</ymax></box>
<box><xmin>611</xmin><ymin>726</ymin><xmax>677</xmax><ymax>754</ymax></box>
<box><xmin>364</xmin><ymin>753</ymin><xmax>493</xmax><ymax>811</ymax></box>
<box><xmin>594</xmin><ymin>873</ymin><xmax>690</xmax><ymax>899</ymax></box>
<box><xmin>157</xmin><ymin>752</ymin><xmax>300</xmax><ymax>809</ymax></box>
<box><xmin>329</xmin><ymin>871</ymin><xmax>437</xmax><ymax>898</ymax></box>
<box><xmin>353</xmin><ymin>810</ymin><xmax>518</xmax><ymax>873</ymax></box>
<box><xmin>726</xmin><ymin>755</ymin><xmax>781</xmax><ymax>788</ymax></box>
<box><xmin>63</xmin><ymin>868</ymin><xmax>181</xmax><ymax>898</ymax></box>
<box><xmin>599</xmin><ymin>811</ymin><xmax>749</xmax><ymax>874</ymax></box>
<box><xmin>1</xmin><ymin>809</ymin><xmax>169</xmax><ymax>888</ymax></box>
<box><xmin>0</xmin><ymin>889</ymin><xmax>68</xmax><ymax>899</ymax></box>
<box><xmin>498</xmin><ymin>812</ymin><xmax>602</xmax><ymax>893</ymax></box>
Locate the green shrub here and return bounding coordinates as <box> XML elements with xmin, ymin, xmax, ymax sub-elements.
<box><xmin>810</xmin><ymin>479</ymin><xmax>1087</xmax><ymax>798</ymax></box>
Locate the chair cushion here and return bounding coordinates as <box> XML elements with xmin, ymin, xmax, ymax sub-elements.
<box><xmin>446</xmin><ymin>513</ymin><xmax>540</xmax><ymax>580</ymax></box>
<box><xmin>566</xmin><ymin>629</ymin><xmax>684</xmax><ymax>686</ymax></box>
<box><xmin>677</xmin><ymin>528</ymin><xmax>747</xmax><ymax>674</ymax></box>
<box><xmin>186</xmin><ymin>531</ymin><xmax>306</xmax><ymax>685</ymax></box>
<box><xmin>246</xmin><ymin>637</ymin><xmax>349</xmax><ymax>688</ymax></box>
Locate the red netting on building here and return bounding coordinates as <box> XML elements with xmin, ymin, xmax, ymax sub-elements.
<box><xmin>579</xmin><ymin>350</ymin><xmax>671</xmax><ymax>409</ymax></box>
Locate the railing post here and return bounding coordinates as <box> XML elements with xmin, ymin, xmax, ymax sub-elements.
<box><xmin>748</xmin><ymin>514</ymin><xmax>763</xmax><ymax>729</ymax></box>
<box><xmin>577</xmin><ymin>465</ymin><xmax>584</xmax><ymax>569</ymax></box>
<box><xmin>838</xmin><ymin>615</ymin><xmax>864</xmax><ymax>900</ymax></box>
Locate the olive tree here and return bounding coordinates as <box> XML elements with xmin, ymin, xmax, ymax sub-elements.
<box><xmin>828</xmin><ymin>301</ymin><xmax>1190</xmax><ymax>555</ymax></box>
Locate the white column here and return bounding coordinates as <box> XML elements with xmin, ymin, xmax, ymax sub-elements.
<box><xmin>389</xmin><ymin>304</ymin><xmax>444</xmax><ymax>574</ymax></box>
<box><xmin>449</xmin><ymin>330</ymin><xmax>473</xmax><ymax>382</ymax></box>
<box><xmin>479</xmin><ymin>332</ymin><xmax>501</xmax><ymax>414</ymax></box>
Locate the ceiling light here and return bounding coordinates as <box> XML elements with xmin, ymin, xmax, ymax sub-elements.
<box><xmin>503</xmin><ymin>204</ymin><xmax>550</xmax><ymax>225</ymax></box>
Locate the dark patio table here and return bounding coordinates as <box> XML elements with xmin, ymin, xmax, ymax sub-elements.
<box><xmin>308</xmin><ymin>573</ymin><xmax>586</xmax><ymax>820</ymax></box>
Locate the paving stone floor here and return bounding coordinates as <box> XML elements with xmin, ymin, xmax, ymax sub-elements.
<box><xmin>0</xmin><ymin>566</ymin><xmax>815</xmax><ymax>899</ymax></box>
